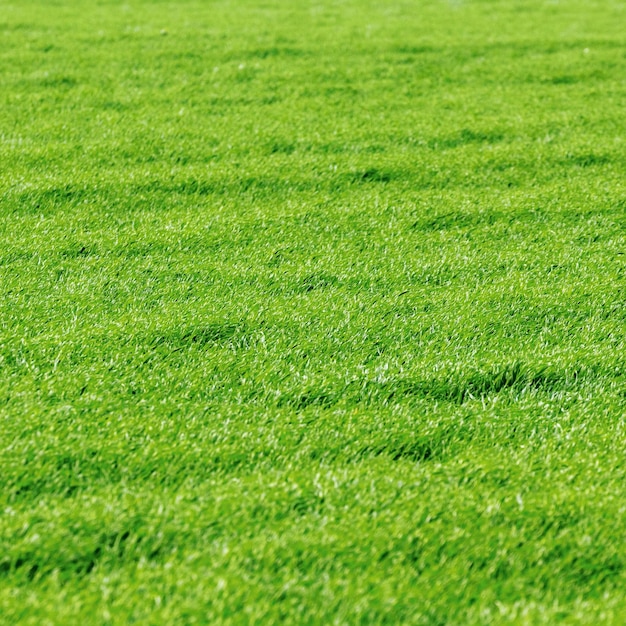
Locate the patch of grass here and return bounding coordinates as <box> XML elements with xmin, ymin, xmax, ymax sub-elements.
<box><xmin>2</xmin><ymin>0</ymin><xmax>626</xmax><ymax>623</ymax></box>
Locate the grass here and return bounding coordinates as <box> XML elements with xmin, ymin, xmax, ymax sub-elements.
<box><xmin>2</xmin><ymin>0</ymin><xmax>626</xmax><ymax>622</ymax></box>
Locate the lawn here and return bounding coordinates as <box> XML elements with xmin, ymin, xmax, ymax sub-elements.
<box><xmin>2</xmin><ymin>0</ymin><xmax>626</xmax><ymax>623</ymax></box>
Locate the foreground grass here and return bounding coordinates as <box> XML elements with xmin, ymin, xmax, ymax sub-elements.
<box><xmin>2</xmin><ymin>0</ymin><xmax>626</xmax><ymax>623</ymax></box>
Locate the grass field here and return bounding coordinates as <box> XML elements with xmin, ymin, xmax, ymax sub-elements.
<box><xmin>2</xmin><ymin>0</ymin><xmax>626</xmax><ymax>623</ymax></box>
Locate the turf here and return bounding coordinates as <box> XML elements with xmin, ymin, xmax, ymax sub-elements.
<box><xmin>2</xmin><ymin>0</ymin><xmax>626</xmax><ymax>623</ymax></box>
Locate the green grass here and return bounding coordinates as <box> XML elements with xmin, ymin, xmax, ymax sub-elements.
<box><xmin>2</xmin><ymin>0</ymin><xmax>626</xmax><ymax>623</ymax></box>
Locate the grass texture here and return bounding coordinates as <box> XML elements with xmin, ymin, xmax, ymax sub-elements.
<box><xmin>2</xmin><ymin>0</ymin><xmax>626</xmax><ymax>623</ymax></box>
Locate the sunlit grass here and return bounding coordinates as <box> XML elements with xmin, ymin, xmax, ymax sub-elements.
<box><xmin>2</xmin><ymin>0</ymin><xmax>626</xmax><ymax>623</ymax></box>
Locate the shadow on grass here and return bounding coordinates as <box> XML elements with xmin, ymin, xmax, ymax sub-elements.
<box><xmin>276</xmin><ymin>362</ymin><xmax>598</xmax><ymax>411</ymax></box>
